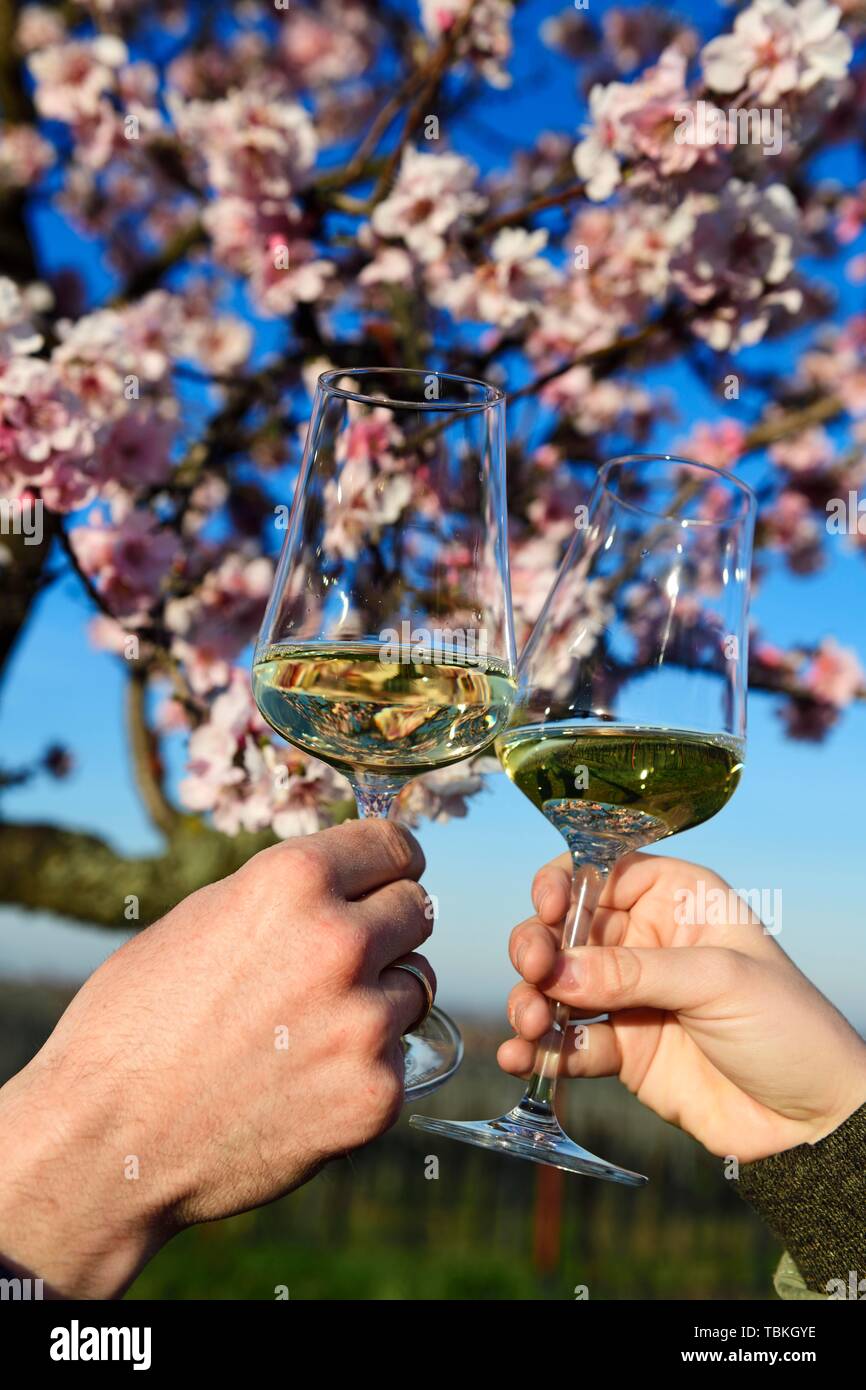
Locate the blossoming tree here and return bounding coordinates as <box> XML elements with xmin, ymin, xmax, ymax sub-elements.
<box><xmin>1</xmin><ymin>0</ymin><xmax>865</xmax><ymax>928</ymax></box>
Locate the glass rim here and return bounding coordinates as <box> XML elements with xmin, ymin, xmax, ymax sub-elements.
<box><xmin>317</xmin><ymin>367</ymin><xmax>505</xmax><ymax>413</ymax></box>
<box><xmin>597</xmin><ymin>453</ymin><xmax>757</xmax><ymax>527</ymax></box>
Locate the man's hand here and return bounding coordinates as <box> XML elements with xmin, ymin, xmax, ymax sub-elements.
<box><xmin>0</xmin><ymin>819</ymin><xmax>434</xmax><ymax>1297</ymax></box>
<box><xmin>500</xmin><ymin>850</ymin><xmax>866</xmax><ymax>1163</ymax></box>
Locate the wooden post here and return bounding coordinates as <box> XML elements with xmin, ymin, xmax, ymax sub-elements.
<box><xmin>532</xmin><ymin>1164</ymin><xmax>564</xmax><ymax>1274</ymax></box>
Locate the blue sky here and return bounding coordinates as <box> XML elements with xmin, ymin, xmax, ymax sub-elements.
<box><xmin>1</xmin><ymin>0</ymin><xmax>865</xmax><ymax>1033</ymax></box>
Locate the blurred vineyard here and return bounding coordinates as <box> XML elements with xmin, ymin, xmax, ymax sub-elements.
<box><xmin>1</xmin><ymin>983</ymin><xmax>781</xmax><ymax>1301</ymax></box>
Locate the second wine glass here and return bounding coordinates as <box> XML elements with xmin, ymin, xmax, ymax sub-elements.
<box><xmin>252</xmin><ymin>368</ymin><xmax>517</xmax><ymax>1100</ymax></box>
<box><xmin>411</xmin><ymin>454</ymin><xmax>756</xmax><ymax>1178</ymax></box>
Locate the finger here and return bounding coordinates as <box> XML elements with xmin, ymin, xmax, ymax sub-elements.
<box><xmin>380</xmin><ymin>952</ymin><xmax>436</xmax><ymax>1035</ymax></box>
<box><xmin>310</xmin><ymin>819</ymin><xmax>426</xmax><ymax>899</ymax></box>
<box><xmin>354</xmin><ymin>877</ymin><xmax>434</xmax><ymax>972</ymax></box>
<box><xmin>498</xmin><ymin>1021</ymin><xmax>621</xmax><ymax>1079</ymax></box>
<box><xmin>539</xmin><ymin>943</ymin><xmax>749</xmax><ymax>1015</ymax></box>
<box><xmin>531</xmin><ymin>853</ymin><xmax>572</xmax><ymax>924</ymax></box>
<box><xmin>585</xmin><ymin>905</ymin><xmax>631</xmax><ymax>947</ymax></box>
<box><xmin>509</xmin><ymin>916</ymin><xmax>559</xmax><ymax>984</ymax></box>
<box><xmin>598</xmin><ymin>851</ymin><xmax>679</xmax><ymax>913</ymax></box>
<box><xmin>506</xmin><ymin>982</ymin><xmax>606</xmax><ymax>1039</ymax></box>
<box><xmin>506</xmin><ymin>981</ymin><xmax>553</xmax><ymax>1040</ymax></box>
<box><xmin>530</xmin><ymin>850</ymin><xmax>664</xmax><ymax>928</ymax></box>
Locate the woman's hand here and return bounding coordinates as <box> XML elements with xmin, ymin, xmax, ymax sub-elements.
<box><xmin>499</xmin><ymin>850</ymin><xmax>866</xmax><ymax>1162</ymax></box>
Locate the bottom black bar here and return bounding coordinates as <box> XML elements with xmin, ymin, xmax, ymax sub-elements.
<box><xmin>0</xmin><ymin>1295</ymin><xmax>858</xmax><ymax>1375</ymax></box>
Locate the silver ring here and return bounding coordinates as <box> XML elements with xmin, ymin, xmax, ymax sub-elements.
<box><xmin>391</xmin><ymin>962</ymin><xmax>434</xmax><ymax>1033</ymax></box>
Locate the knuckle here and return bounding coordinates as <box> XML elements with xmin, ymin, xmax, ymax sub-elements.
<box><xmin>316</xmin><ymin>914</ymin><xmax>366</xmax><ymax>983</ymax></box>
<box><xmin>400</xmin><ymin>880</ymin><xmax>434</xmax><ymax>940</ymax></box>
<box><xmin>510</xmin><ymin>920</ymin><xmax>534</xmax><ymax>962</ymax></box>
<box><xmin>715</xmin><ymin>946</ymin><xmax>747</xmax><ymax>992</ymax></box>
<box><xmin>583</xmin><ymin>945</ymin><xmax>636</xmax><ymax>1000</ymax></box>
<box><xmin>337</xmin><ymin>925</ymin><xmax>368</xmax><ymax>982</ymax></box>
<box><xmin>366</xmin><ymin>1062</ymin><xmax>404</xmax><ymax>1133</ymax></box>
<box><xmin>531</xmin><ymin>866</ymin><xmax>550</xmax><ymax>900</ymax></box>
<box><xmin>373</xmin><ymin>820</ymin><xmax>420</xmax><ymax>876</ymax></box>
<box><xmin>601</xmin><ymin>946</ymin><xmax>642</xmax><ymax>998</ymax></box>
<box><xmin>353</xmin><ymin>994</ymin><xmax>394</xmax><ymax>1056</ymax></box>
<box><xmin>284</xmin><ymin>841</ymin><xmax>331</xmax><ymax>895</ymax></box>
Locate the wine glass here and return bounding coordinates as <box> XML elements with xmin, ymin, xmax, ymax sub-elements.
<box><xmin>411</xmin><ymin>454</ymin><xmax>756</xmax><ymax>1179</ymax></box>
<box><xmin>252</xmin><ymin>368</ymin><xmax>517</xmax><ymax>1101</ymax></box>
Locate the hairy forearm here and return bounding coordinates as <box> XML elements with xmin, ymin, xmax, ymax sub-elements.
<box><xmin>0</xmin><ymin>1059</ymin><xmax>167</xmax><ymax>1299</ymax></box>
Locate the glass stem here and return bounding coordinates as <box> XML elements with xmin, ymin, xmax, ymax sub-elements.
<box><xmin>519</xmin><ymin>857</ymin><xmax>610</xmax><ymax>1117</ymax></box>
<box><xmin>347</xmin><ymin>771</ymin><xmax>407</xmax><ymax>820</ymax></box>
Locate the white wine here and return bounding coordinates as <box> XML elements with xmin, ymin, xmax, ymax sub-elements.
<box><xmin>253</xmin><ymin>642</ymin><xmax>516</xmax><ymax>776</ymax></box>
<box><xmin>497</xmin><ymin>722</ymin><xmax>744</xmax><ymax>847</ymax></box>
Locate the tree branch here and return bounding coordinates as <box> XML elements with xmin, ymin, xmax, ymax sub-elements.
<box><xmin>366</xmin><ymin>0</ymin><xmax>482</xmax><ymax>210</ymax></box>
<box><xmin>0</xmin><ymin>821</ymin><xmax>277</xmax><ymax>928</ymax></box>
<box><xmin>126</xmin><ymin>668</ymin><xmax>183</xmax><ymax>837</ymax></box>
<box><xmin>473</xmin><ymin>182</ymin><xmax>587</xmax><ymax>241</ymax></box>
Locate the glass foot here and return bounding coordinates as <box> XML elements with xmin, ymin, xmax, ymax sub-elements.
<box><xmin>409</xmin><ymin>1105</ymin><xmax>648</xmax><ymax>1185</ymax></box>
<box><xmin>403</xmin><ymin>1006</ymin><xmax>464</xmax><ymax>1101</ymax></box>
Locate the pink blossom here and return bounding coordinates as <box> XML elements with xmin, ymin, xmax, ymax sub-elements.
<box><xmin>280</xmin><ymin>4</ymin><xmax>372</xmax><ymax>87</ymax></box>
<box><xmin>435</xmin><ymin>228</ymin><xmax>559</xmax><ymax>329</ymax></box>
<box><xmin>836</xmin><ymin>187</ymin><xmax>866</xmax><ymax>244</ymax></box>
<box><xmin>29</xmin><ymin>36</ymin><xmax>128</xmax><ymax>124</ymax></box>
<box><xmin>0</xmin><ymin>353</ymin><xmax>95</xmax><ymax>509</ymax></box>
<box><xmin>371</xmin><ymin>148</ymin><xmax>484</xmax><ymax>264</ymax></box>
<box><xmin>770</xmin><ymin>426</ymin><xmax>835</xmax><ymax>475</ymax></box>
<box><xmin>668</xmin><ymin>181</ymin><xmax>803</xmax><ymax>349</ymax></box>
<box><xmin>0</xmin><ymin>279</ymin><xmax>44</xmax><ymax>359</ymax></box>
<box><xmin>181</xmin><ymin>313</ymin><xmax>252</xmax><ymax>377</ymax></box>
<box><xmin>676</xmin><ymin>420</ymin><xmax>747</xmax><ymax>470</ymax></box>
<box><xmin>539</xmin><ymin>364</ymin><xmax>656</xmax><ymax>438</ymax></box>
<box><xmin>96</xmin><ymin>412</ymin><xmax>174</xmax><ymax>490</ymax></box>
<box><xmin>529</xmin><ymin>202</ymin><xmax>672</xmax><ymax>361</ymax></box>
<box><xmin>397</xmin><ymin>761</ymin><xmax>487</xmax><ymax>825</ymax></box>
<box><xmin>155</xmin><ymin>697</ymin><xmax>190</xmax><ymax>734</ymax></box>
<box><xmin>165</xmin><ymin>554</ymin><xmax>273</xmax><ymax>695</ymax></box>
<box><xmin>70</xmin><ymin>510</ymin><xmax>180</xmax><ymax>617</ymax></box>
<box><xmin>203</xmin><ymin>197</ymin><xmax>334</xmax><ymax>317</ymax></box>
<box><xmin>701</xmin><ymin>0</ymin><xmax>852</xmax><ymax>105</ymax></box>
<box><xmin>574</xmin><ymin>47</ymin><xmax>726</xmax><ymax>202</ymax></box>
<box><xmin>15</xmin><ymin>5</ymin><xmax>67</xmax><ymax>55</ymax></box>
<box><xmin>0</xmin><ymin>125</ymin><xmax>54</xmax><ymax>191</ymax></box>
<box><xmin>419</xmin><ymin>0</ymin><xmax>513</xmax><ymax>88</ymax></box>
<box><xmin>526</xmin><ymin>471</ymin><xmax>589</xmax><ymax>545</ymax></box>
<box><xmin>762</xmin><ymin>489</ymin><xmax>824</xmax><ymax>572</ymax></box>
<box><xmin>802</xmin><ymin>637</ymin><xmax>865</xmax><ymax>706</ymax></box>
<box><xmin>358</xmin><ymin>247</ymin><xmax>415</xmax><ymax>288</ymax></box>
<box><xmin>179</xmin><ymin>669</ymin><xmax>344</xmax><ymax>837</ymax></box>
<box><xmin>171</xmin><ymin>89</ymin><xmax>317</xmax><ymax>202</ymax></box>
<box><xmin>323</xmin><ymin>420</ymin><xmax>414</xmax><ymax>561</ymax></box>
<box><xmin>88</xmin><ymin>613</ymin><xmax>135</xmax><ymax>655</ymax></box>
<box><xmin>509</xmin><ymin>535</ymin><xmax>562</xmax><ymax>630</ymax></box>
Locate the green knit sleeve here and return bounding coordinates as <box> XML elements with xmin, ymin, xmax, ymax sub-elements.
<box><xmin>736</xmin><ymin>1101</ymin><xmax>866</xmax><ymax>1297</ymax></box>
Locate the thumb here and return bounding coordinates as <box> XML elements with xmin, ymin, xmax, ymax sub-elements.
<box><xmin>543</xmin><ymin>944</ymin><xmax>751</xmax><ymax>1016</ymax></box>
